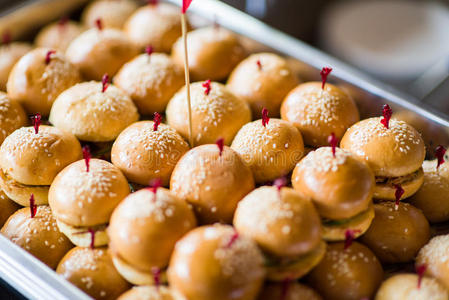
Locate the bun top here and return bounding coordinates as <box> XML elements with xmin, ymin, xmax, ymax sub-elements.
<box><xmin>118</xmin><ymin>286</ymin><xmax>186</xmax><ymax>300</ymax></box>
<box><xmin>0</xmin><ymin>125</ymin><xmax>82</xmax><ymax>185</ymax></box>
<box><xmin>341</xmin><ymin>117</ymin><xmax>425</xmax><ymax>177</ymax></box>
<box><xmin>49</xmin><ymin>81</ymin><xmax>139</xmax><ymax>142</ymax></box>
<box><xmin>0</xmin><ymin>42</ymin><xmax>32</xmax><ymax>91</ymax></box>
<box><xmin>49</xmin><ymin>159</ymin><xmax>130</xmax><ymax>227</ymax></box>
<box><xmin>82</xmin><ymin>0</ymin><xmax>138</xmax><ymax>29</ymax></box>
<box><xmin>292</xmin><ymin>147</ymin><xmax>374</xmax><ymax>220</ymax></box>
<box><xmin>35</xmin><ymin>21</ymin><xmax>84</xmax><ymax>52</ymax></box>
<box><xmin>108</xmin><ymin>188</ymin><xmax>197</xmax><ymax>271</ymax></box>
<box><xmin>172</xmin><ymin>27</ymin><xmax>246</xmax><ymax>81</ymax></box>
<box><xmin>0</xmin><ymin>92</ymin><xmax>27</xmax><ymax>145</ymax></box>
<box><xmin>234</xmin><ymin>186</ymin><xmax>322</xmax><ymax>258</ymax></box>
<box><xmin>417</xmin><ymin>234</ymin><xmax>449</xmax><ymax>289</ymax></box>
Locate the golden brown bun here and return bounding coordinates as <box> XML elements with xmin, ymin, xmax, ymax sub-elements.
<box><xmin>166</xmin><ymin>81</ymin><xmax>251</xmax><ymax>146</ymax></box>
<box><xmin>124</xmin><ymin>3</ymin><xmax>185</xmax><ymax>53</ymax></box>
<box><xmin>0</xmin><ymin>125</ymin><xmax>82</xmax><ymax>185</ymax></box>
<box><xmin>0</xmin><ymin>42</ymin><xmax>33</xmax><ymax>91</ymax></box>
<box><xmin>168</xmin><ymin>224</ymin><xmax>265</xmax><ymax>300</ymax></box>
<box><xmin>1</xmin><ymin>206</ymin><xmax>73</xmax><ymax>269</ymax></box>
<box><xmin>292</xmin><ymin>147</ymin><xmax>374</xmax><ymax>220</ymax></box>
<box><xmin>227</xmin><ymin>53</ymin><xmax>299</xmax><ymax>118</ymax></box>
<box><xmin>112</xmin><ymin>121</ymin><xmax>189</xmax><ymax>186</ymax></box>
<box><xmin>49</xmin><ymin>159</ymin><xmax>130</xmax><ymax>227</ymax></box>
<box><xmin>416</xmin><ymin>234</ymin><xmax>449</xmax><ymax>290</ymax></box>
<box><xmin>35</xmin><ymin>20</ymin><xmax>84</xmax><ymax>52</ymax></box>
<box><xmin>114</xmin><ymin>53</ymin><xmax>184</xmax><ymax>115</ymax></box>
<box><xmin>7</xmin><ymin>48</ymin><xmax>81</xmax><ymax>116</ymax></box>
<box><xmin>281</xmin><ymin>82</ymin><xmax>359</xmax><ymax>147</ymax></box>
<box><xmin>170</xmin><ymin>144</ymin><xmax>254</xmax><ymax>224</ymax></box>
<box><xmin>307</xmin><ymin>242</ymin><xmax>383</xmax><ymax>300</ymax></box>
<box><xmin>257</xmin><ymin>282</ymin><xmax>323</xmax><ymax>300</ymax></box>
<box><xmin>409</xmin><ymin>160</ymin><xmax>449</xmax><ymax>223</ymax></box>
<box><xmin>57</xmin><ymin>247</ymin><xmax>130</xmax><ymax>299</ymax></box>
<box><xmin>108</xmin><ymin>188</ymin><xmax>196</xmax><ymax>273</ymax></box>
<box><xmin>0</xmin><ymin>189</ymin><xmax>19</xmax><ymax>226</ymax></box>
<box><xmin>118</xmin><ymin>286</ymin><xmax>186</xmax><ymax>300</ymax></box>
<box><xmin>234</xmin><ymin>186</ymin><xmax>321</xmax><ymax>258</ymax></box>
<box><xmin>56</xmin><ymin>220</ymin><xmax>109</xmax><ymax>247</ymax></box>
<box><xmin>375</xmin><ymin>273</ymin><xmax>448</xmax><ymax>300</ymax></box>
<box><xmin>66</xmin><ymin>28</ymin><xmax>139</xmax><ymax>80</ymax></box>
<box><xmin>0</xmin><ymin>168</ymin><xmax>49</xmax><ymax>205</ymax></box>
<box><xmin>0</xmin><ymin>92</ymin><xmax>27</xmax><ymax>145</ymax></box>
<box><xmin>373</xmin><ymin>167</ymin><xmax>424</xmax><ymax>200</ymax></box>
<box><xmin>341</xmin><ymin>117</ymin><xmax>426</xmax><ymax>177</ymax></box>
<box><xmin>360</xmin><ymin>201</ymin><xmax>430</xmax><ymax>264</ymax></box>
<box><xmin>82</xmin><ymin>0</ymin><xmax>138</xmax><ymax>29</ymax></box>
<box><xmin>231</xmin><ymin>118</ymin><xmax>304</xmax><ymax>183</ymax></box>
<box><xmin>49</xmin><ymin>81</ymin><xmax>139</xmax><ymax>142</ymax></box>
<box><xmin>172</xmin><ymin>27</ymin><xmax>246</xmax><ymax>81</ymax></box>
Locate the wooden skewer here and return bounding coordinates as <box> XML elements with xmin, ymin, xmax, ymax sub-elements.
<box><xmin>181</xmin><ymin>13</ymin><xmax>194</xmax><ymax>148</ymax></box>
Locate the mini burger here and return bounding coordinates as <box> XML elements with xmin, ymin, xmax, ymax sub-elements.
<box><xmin>49</xmin><ymin>159</ymin><xmax>130</xmax><ymax>247</ymax></box>
<box><xmin>416</xmin><ymin>234</ymin><xmax>449</xmax><ymax>290</ymax></box>
<box><xmin>172</xmin><ymin>27</ymin><xmax>246</xmax><ymax>81</ymax></box>
<box><xmin>124</xmin><ymin>3</ymin><xmax>186</xmax><ymax>53</ymax></box>
<box><xmin>66</xmin><ymin>22</ymin><xmax>138</xmax><ymax>80</ymax></box>
<box><xmin>170</xmin><ymin>143</ymin><xmax>254</xmax><ymax>224</ymax></box>
<box><xmin>112</xmin><ymin>120</ymin><xmax>189</xmax><ymax>187</ymax></box>
<box><xmin>49</xmin><ymin>80</ymin><xmax>139</xmax><ymax>142</ymax></box>
<box><xmin>35</xmin><ymin>19</ymin><xmax>84</xmax><ymax>52</ymax></box>
<box><xmin>257</xmin><ymin>282</ymin><xmax>323</xmax><ymax>300</ymax></box>
<box><xmin>307</xmin><ymin>242</ymin><xmax>383</xmax><ymax>300</ymax></box>
<box><xmin>1</xmin><ymin>205</ymin><xmax>73</xmax><ymax>269</ymax></box>
<box><xmin>0</xmin><ymin>91</ymin><xmax>27</xmax><ymax>145</ymax></box>
<box><xmin>341</xmin><ymin>106</ymin><xmax>426</xmax><ymax>200</ymax></box>
<box><xmin>81</xmin><ymin>0</ymin><xmax>138</xmax><ymax>29</ymax></box>
<box><xmin>375</xmin><ymin>273</ymin><xmax>448</xmax><ymax>300</ymax></box>
<box><xmin>114</xmin><ymin>52</ymin><xmax>184</xmax><ymax>115</ymax></box>
<box><xmin>231</xmin><ymin>116</ymin><xmax>304</xmax><ymax>184</ymax></box>
<box><xmin>0</xmin><ymin>40</ymin><xmax>32</xmax><ymax>91</ymax></box>
<box><xmin>118</xmin><ymin>286</ymin><xmax>186</xmax><ymax>300</ymax></box>
<box><xmin>7</xmin><ymin>48</ymin><xmax>81</xmax><ymax>116</ymax></box>
<box><xmin>227</xmin><ymin>52</ymin><xmax>299</xmax><ymax>118</ymax></box>
<box><xmin>360</xmin><ymin>201</ymin><xmax>430</xmax><ymax>264</ymax></box>
<box><xmin>233</xmin><ymin>186</ymin><xmax>325</xmax><ymax>281</ymax></box>
<box><xmin>0</xmin><ymin>125</ymin><xmax>82</xmax><ymax>206</ymax></box>
<box><xmin>166</xmin><ymin>81</ymin><xmax>251</xmax><ymax>146</ymax></box>
<box><xmin>168</xmin><ymin>224</ymin><xmax>266</xmax><ymax>300</ymax></box>
<box><xmin>0</xmin><ymin>189</ymin><xmax>19</xmax><ymax>226</ymax></box>
<box><xmin>57</xmin><ymin>247</ymin><xmax>130</xmax><ymax>299</ymax></box>
<box><xmin>281</xmin><ymin>81</ymin><xmax>359</xmax><ymax>147</ymax></box>
<box><xmin>108</xmin><ymin>187</ymin><xmax>197</xmax><ymax>285</ymax></box>
<box><xmin>292</xmin><ymin>147</ymin><xmax>375</xmax><ymax>241</ymax></box>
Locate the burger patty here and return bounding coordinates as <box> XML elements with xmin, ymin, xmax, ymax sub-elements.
<box><xmin>375</xmin><ymin>169</ymin><xmax>421</xmax><ymax>186</ymax></box>
<box><xmin>321</xmin><ymin>206</ymin><xmax>371</xmax><ymax>227</ymax></box>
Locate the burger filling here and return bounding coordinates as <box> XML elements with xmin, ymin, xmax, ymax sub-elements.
<box><xmin>375</xmin><ymin>168</ymin><xmax>421</xmax><ymax>187</ymax></box>
<box><xmin>322</xmin><ymin>206</ymin><xmax>371</xmax><ymax>227</ymax></box>
<box><xmin>264</xmin><ymin>242</ymin><xmax>323</xmax><ymax>268</ymax></box>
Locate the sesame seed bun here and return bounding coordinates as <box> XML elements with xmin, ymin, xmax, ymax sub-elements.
<box><xmin>281</xmin><ymin>82</ymin><xmax>359</xmax><ymax>147</ymax></box>
<box><xmin>114</xmin><ymin>53</ymin><xmax>184</xmax><ymax>115</ymax></box>
<box><xmin>118</xmin><ymin>286</ymin><xmax>186</xmax><ymax>300</ymax></box>
<box><xmin>360</xmin><ymin>201</ymin><xmax>430</xmax><ymax>264</ymax></box>
<box><xmin>0</xmin><ymin>169</ymin><xmax>50</xmax><ymax>206</ymax></box>
<box><xmin>0</xmin><ymin>42</ymin><xmax>33</xmax><ymax>91</ymax></box>
<box><xmin>168</xmin><ymin>224</ymin><xmax>265</xmax><ymax>300</ymax></box>
<box><xmin>0</xmin><ymin>190</ymin><xmax>19</xmax><ymax>227</ymax></box>
<box><xmin>416</xmin><ymin>234</ymin><xmax>449</xmax><ymax>290</ymax></box>
<box><xmin>1</xmin><ymin>206</ymin><xmax>73</xmax><ymax>269</ymax></box>
<box><xmin>35</xmin><ymin>20</ymin><xmax>84</xmax><ymax>52</ymax></box>
<box><xmin>108</xmin><ymin>188</ymin><xmax>196</xmax><ymax>284</ymax></box>
<box><xmin>231</xmin><ymin>118</ymin><xmax>305</xmax><ymax>183</ymax></box>
<box><xmin>375</xmin><ymin>273</ymin><xmax>448</xmax><ymax>300</ymax></box>
<box><xmin>166</xmin><ymin>82</ymin><xmax>251</xmax><ymax>146</ymax></box>
<box><xmin>257</xmin><ymin>282</ymin><xmax>323</xmax><ymax>300</ymax></box>
<box><xmin>171</xmin><ymin>27</ymin><xmax>246</xmax><ymax>81</ymax></box>
<box><xmin>56</xmin><ymin>220</ymin><xmax>108</xmax><ymax>248</ymax></box>
<box><xmin>0</xmin><ymin>92</ymin><xmax>27</xmax><ymax>145</ymax></box>
<box><xmin>81</xmin><ymin>0</ymin><xmax>138</xmax><ymax>29</ymax></box>
<box><xmin>66</xmin><ymin>28</ymin><xmax>138</xmax><ymax>80</ymax></box>
<box><xmin>49</xmin><ymin>81</ymin><xmax>139</xmax><ymax>142</ymax></box>
<box><xmin>49</xmin><ymin>159</ymin><xmax>130</xmax><ymax>227</ymax></box>
<box><xmin>57</xmin><ymin>247</ymin><xmax>130</xmax><ymax>299</ymax></box>
<box><xmin>227</xmin><ymin>53</ymin><xmax>300</xmax><ymax>119</ymax></box>
<box><xmin>409</xmin><ymin>160</ymin><xmax>449</xmax><ymax>223</ymax></box>
<box><xmin>124</xmin><ymin>3</ymin><xmax>185</xmax><ymax>53</ymax></box>
<box><xmin>112</xmin><ymin>121</ymin><xmax>189</xmax><ymax>186</ymax></box>
<box><xmin>307</xmin><ymin>242</ymin><xmax>383</xmax><ymax>300</ymax></box>
<box><xmin>170</xmin><ymin>144</ymin><xmax>254</xmax><ymax>224</ymax></box>
<box><xmin>7</xmin><ymin>48</ymin><xmax>81</xmax><ymax>116</ymax></box>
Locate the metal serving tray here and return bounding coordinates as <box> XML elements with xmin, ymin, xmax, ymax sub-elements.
<box><xmin>0</xmin><ymin>0</ymin><xmax>448</xmax><ymax>299</ymax></box>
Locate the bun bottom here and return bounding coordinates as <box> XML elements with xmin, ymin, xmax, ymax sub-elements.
<box><xmin>374</xmin><ymin>168</ymin><xmax>424</xmax><ymax>200</ymax></box>
<box><xmin>112</xmin><ymin>253</ymin><xmax>168</xmax><ymax>286</ymax></box>
<box><xmin>0</xmin><ymin>169</ymin><xmax>48</xmax><ymax>206</ymax></box>
<box><xmin>322</xmin><ymin>204</ymin><xmax>375</xmax><ymax>241</ymax></box>
<box><xmin>56</xmin><ymin>219</ymin><xmax>108</xmax><ymax>247</ymax></box>
<box><xmin>266</xmin><ymin>240</ymin><xmax>326</xmax><ymax>281</ymax></box>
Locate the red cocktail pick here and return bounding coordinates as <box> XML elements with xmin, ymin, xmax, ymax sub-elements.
<box><xmin>262</xmin><ymin>108</ymin><xmax>269</xmax><ymax>128</ymax></box>
<box><xmin>31</xmin><ymin>113</ymin><xmax>41</xmax><ymax>134</ymax></box>
<box><xmin>82</xmin><ymin>145</ymin><xmax>91</xmax><ymax>172</ymax></box>
<box><xmin>148</xmin><ymin>178</ymin><xmax>162</xmax><ymax>200</ymax></box>
<box><xmin>101</xmin><ymin>74</ymin><xmax>109</xmax><ymax>93</ymax></box>
<box><xmin>394</xmin><ymin>184</ymin><xmax>404</xmax><ymax>210</ymax></box>
<box><xmin>320</xmin><ymin>67</ymin><xmax>332</xmax><ymax>89</ymax></box>
<box><xmin>226</xmin><ymin>232</ymin><xmax>239</xmax><ymax>248</ymax></box>
<box><xmin>145</xmin><ymin>45</ymin><xmax>153</xmax><ymax>57</ymax></box>
<box><xmin>435</xmin><ymin>145</ymin><xmax>446</xmax><ymax>170</ymax></box>
<box><xmin>416</xmin><ymin>264</ymin><xmax>427</xmax><ymax>289</ymax></box>
<box><xmin>153</xmin><ymin>112</ymin><xmax>162</xmax><ymax>131</ymax></box>
<box><xmin>328</xmin><ymin>132</ymin><xmax>338</xmax><ymax>158</ymax></box>
<box><xmin>280</xmin><ymin>278</ymin><xmax>291</xmax><ymax>300</ymax></box>
<box><xmin>45</xmin><ymin>50</ymin><xmax>56</xmax><ymax>65</ymax></box>
<box><xmin>273</xmin><ymin>177</ymin><xmax>287</xmax><ymax>197</ymax></box>
<box><xmin>74</xmin><ymin>228</ymin><xmax>96</xmax><ymax>248</ymax></box>
<box><xmin>152</xmin><ymin>267</ymin><xmax>161</xmax><ymax>289</ymax></box>
<box><xmin>2</xmin><ymin>31</ymin><xmax>11</xmax><ymax>45</ymax></box>
<box><xmin>58</xmin><ymin>16</ymin><xmax>69</xmax><ymax>27</ymax></box>
<box><xmin>202</xmin><ymin>79</ymin><xmax>211</xmax><ymax>95</ymax></box>
<box><xmin>29</xmin><ymin>194</ymin><xmax>37</xmax><ymax>218</ymax></box>
<box><xmin>95</xmin><ymin>18</ymin><xmax>103</xmax><ymax>30</ymax></box>
<box><xmin>182</xmin><ymin>0</ymin><xmax>193</xmax><ymax>14</ymax></box>
<box><xmin>344</xmin><ymin>229</ymin><xmax>361</xmax><ymax>250</ymax></box>
<box><xmin>148</xmin><ymin>0</ymin><xmax>158</xmax><ymax>5</ymax></box>
<box><xmin>216</xmin><ymin>138</ymin><xmax>224</xmax><ymax>156</ymax></box>
<box><xmin>380</xmin><ymin>104</ymin><xmax>393</xmax><ymax>129</ymax></box>
<box><xmin>256</xmin><ymin>60</ymin><xmax>262</xmax><ymax>71</ymax></box>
